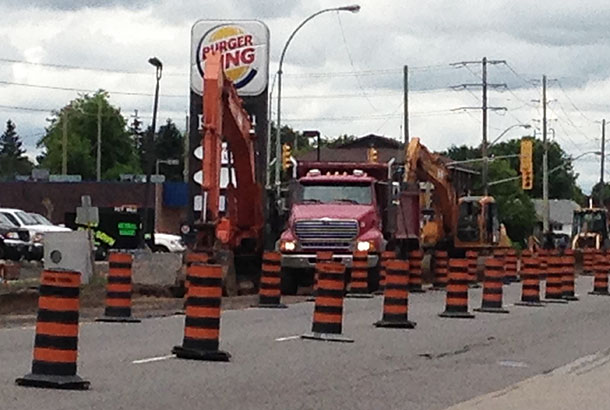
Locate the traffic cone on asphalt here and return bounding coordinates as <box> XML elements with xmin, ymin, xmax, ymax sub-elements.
<box><xmin>492</xmin><ymin>248</ymin><xmax>506</xmax><ymax>284</ymax></box>
<box><xmin>254</xmin><ymin>252</ymin><xmax>286</xmax><ymax>308</ymax></box>
<box><xmin>347</xmin><ymin>251</ymin><xmax>373</xmax><ymax>298</ymax></box>
<box><xmin>307</xmin><ymin>251</ymin><xmax>333</xmax><ymax>302</ymax></box>
<box><xmin>432</xmin><ymin>250</ymin><xmax>449</xmax><ymax>290</ymax></box>
<box><xmin>408</xmin><ymin>249</ymin><xmax>425</xmax><ymax>293</ymax></box>
<box><xmin>172</xmin><ymin>263</ymin><xmax>231</xmax><ymax>361</ymax></box>
<box><xmin>16</xmin><ymin>269</ymin><xmax>90</xmax><ymax>390</ymax></box>
<box><xmin>302</xmin><ymin>262</ymin><xmax>353</xmax><ymax>342</ymax></box>
<box><xmin>475</xmin><ymin>258</ymin><xmax>509</xmax><ymax>313</ymax></box>
<box><xmin>466</xmin><ymin>250</ymin><xmax>480</xmax><ymax>288</ymax></box>
<box><xmin>583</xmin><ymin>248</ymin><xmax>595</xmax><ymax>275</ymax></box>
<box><xmin>515</xmin><ymin>251</ymin><xmax>544</xmax><ymax>307</ymax></box>
<box><xmin>374</xmin><ymin>260</ymin><xmax>416</xmax><ymax>329</ymax></box>
<box><xmin>504</xmin><ymin>248</ymin><xmax>519</xmax><ymax>283</ymax></box>
<box><xmin>439</xmin><ymin>259</ymin><xmax>474</xmax><ymax>319</ymax></box>
<box><xmin>539</xmin><ymin>249</ymin><xmax>548</xmax><ymax>281</ymax></box>
<box><xmin>589</xmin><ymin>250</ymin><xmax>610</xmax><ymax>296</ymax></box>
<box><xmin>96</xmin><ymin>251</ymin><xmax>140</xmax><ymax>323</ymax></box>
<box><xmin>562</xmin><ymin>250</ymin><xmax>578</xmax><ymax>301</ymax></box>
<box><xmin>374</xmin><ymin>250</ymin><xmax>395</xmax><ymax>295</ymax></box>
<box><xmin>184</xmin><ymin>251</ymin><xmax>209</xmax><ymax>292</ymax></box>
<box><xmin>544</xmin><ymin>252</ymin><xmax>568</xmax><ymax>304</ymax></box>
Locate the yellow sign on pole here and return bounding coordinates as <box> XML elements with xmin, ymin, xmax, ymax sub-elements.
<box><xmin>520</xmin><ymin>138</ymin><xmax>533</xmax><ymax>190</ymax></box>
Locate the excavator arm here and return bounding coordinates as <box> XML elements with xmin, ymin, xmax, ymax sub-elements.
<box><xmin>199</xmin><ymin>52</ymin><xmax>263</xmax><ymax>250</ymax></box>
<box><xmin>404</xmin><ymin>137</ymin><xmax>457</xmax><ymax>239</ymax></box>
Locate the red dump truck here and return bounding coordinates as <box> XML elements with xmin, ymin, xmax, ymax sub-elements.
<box><xmin>277</xmin><ymin>160</ymin><xmax>419</xmax><ymax>294</ymax></box>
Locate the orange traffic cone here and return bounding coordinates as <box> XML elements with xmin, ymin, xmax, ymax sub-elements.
<box><xmin>374</xmin><ymin>260</ymin><xmax>416</xmax><ymax>328</ymax></box>
<box><xmin>475</xmin><ymin>258</ymin><xmax>509</xmax><ymax>313</ymax></box>
<box><xmin>16</xmin><ymin>269</ymin><xmax>90</xmax><ymax>390</ymax></box>
<box><xmin>439</xmin><ymin>259</ymin><xmax>474</xmax><ymax>319</ymax></box>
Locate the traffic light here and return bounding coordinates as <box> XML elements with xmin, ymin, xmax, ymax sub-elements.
<box><xmin>522</xmin><ymin>168</ymin><xmax>533</xmax><ymax>190</ymax></box>
<box><xmin>282</xmin><ymin>143</ymin><xmax>292</xmax><ymax>170</ymax></box>
<box><xmin>520</xmin><ymin>138</ymin><xmax>533</xmax><ymax>190</ymax></box>
<box><xmin>367</xmin><ymin>147</ymin><xmax>378</xmax><ymax>163</ymax></box>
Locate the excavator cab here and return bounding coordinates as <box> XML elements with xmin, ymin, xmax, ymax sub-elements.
<box><xmin>571</xmin><ymin>208</ymin><xmax>609</xmax><ymax>250</ymax></box>
<box><xmin>455</xmin><ymin>196</ymin><xmax>500</xmax><ymax>248</ymax></box>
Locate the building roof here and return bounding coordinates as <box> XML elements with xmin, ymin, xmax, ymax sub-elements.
<box><xmin>532</xmin><ymin>199</ymin><xmax>580</xmax><ymax>225</ymax></box>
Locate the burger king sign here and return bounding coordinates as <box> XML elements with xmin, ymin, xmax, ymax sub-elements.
<box><xmin>191</xmin><ymin>20</ymin><xmax>270</xmax><ymax>97</ymax></box>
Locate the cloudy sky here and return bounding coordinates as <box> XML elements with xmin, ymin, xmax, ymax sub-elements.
<box><xmin>0</xmin><ymin>0</ymin><xmax>608</xmax><ymax>192</ymax></box>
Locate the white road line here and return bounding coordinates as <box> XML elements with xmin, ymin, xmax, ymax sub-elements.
<box><xmin>275</xmin><ymin>335</ymin><xmax>301</xmax><ymax>342</ymax></box>
<box><xmin>132</xmin><ymin>354</ymin><xmax>175</xmax><ymax>364</ymax></box>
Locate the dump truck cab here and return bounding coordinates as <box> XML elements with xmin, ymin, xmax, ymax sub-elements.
<box><xmin>278</xmin><ymin>162</ymin><xmax>393</xmax><ymax>294</ymax></box>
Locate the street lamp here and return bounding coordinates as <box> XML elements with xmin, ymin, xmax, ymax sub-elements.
<box><xmin>274</xmin><ymin>4</ymin><xmax>360</xmax><ymax>194</ymax></box>
<box><xmin>483</xmin><ymin>123</ymin><xmax>531</xmax><ymax>195</ymax></box>
<box><xmin>549</xmin><ymin>151</ymin><xmax>601</xmax><ymax>175</ymax></box>
<box><xmin>141</xmin><ymin>56</ymin><xmax>163</xmax><ymax>249</ymax></box>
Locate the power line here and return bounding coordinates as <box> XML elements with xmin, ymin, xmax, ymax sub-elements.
<box><xmin>0</xmin><ymin>79</ymin><xmax>185</xmax><ymax>98</ymax></box>
<box><xmin>0</xmin><ymin>57</ymin><xmax>186</xmax><ymax>77</ymax></box>
<box><xmin>554</xmin><ymin>80</ymin><xmax>597</xmax><ymax>124</ymax></box>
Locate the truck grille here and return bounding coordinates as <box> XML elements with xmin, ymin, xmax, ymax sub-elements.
<box><xmin>295</xmin><ymin>219</ymin><xmax>358</xmax><ymax>250</ymax></box>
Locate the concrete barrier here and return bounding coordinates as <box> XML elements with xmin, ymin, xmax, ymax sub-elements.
<box><xmin>132</xmin><ymin>250</ymin><xmax>183</xmax><ymax>287</ymax></box>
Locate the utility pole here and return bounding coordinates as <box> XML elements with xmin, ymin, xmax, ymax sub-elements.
<box><xmin>96</xmin><ymin>100</ymin><xmax>102</xmax><ymax>181</ymax></box>
<box><xmin>62</xmin><ymin>109</ymin><xmax>68</xmax><ymax>175</ymax></box>
<box><xmin>450</xmin><ymin>57</ymin><xmax>506</xmax><ymax>196</ymax></box>
<box><xmin>403</xmin><ymin>65</ymin><xmax>409</xmax><ymax>146</ymax></box>
<box><xmin>184</xmin><ymin>114</ymin><xmax>189</xmax><ymax>183</ymax></box>
<box><xmin>601</xmin><ymin>119</ymin><xmax>606</xmax><ymax>208</ymax></box>
<box><xmin>481</xmin><ymin>57</ymin><xmax>488</xmax><ymax>196</ymax></box>
<box><xmin>542</xmin><ymin>75</ymin><xmax>549</xmax><ymax>234</ymax></box>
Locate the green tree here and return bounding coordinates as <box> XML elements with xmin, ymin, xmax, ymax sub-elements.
<box><xmin>153</xmin><ymin>119</ymin><xmax>184</xmax><ymax>181</ymax></box>
<box><xmin>37</xmin><ymin>91</ymin><xmax>141</xmax><ymax>180</ymax></box>
<box><xmin>0</xmin><ymin>119</ymin><xmax>33</xmax><ymax>180</ymax></box>
<box><xmin>487</xmin><ymin>159</ymin><xmax>537</xmax><ymax>245</ymax></box>
<box><xmin>590</xmin><ymin>182</ymin><xmax>610</xmax><ymax>208</ymax></box>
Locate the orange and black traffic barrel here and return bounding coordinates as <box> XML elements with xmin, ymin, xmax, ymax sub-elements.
<box><xmin>97</xmin><ymin>251</ymin><xmax>140</xmax><ymax>323</ymax></box>
<box><xmin>408</xmin><ymin>249</ymin><xmax>425</xmax><ymax>293</ymax></box>
<box><xmin>515</xmin><ymin>251</ymin><xmax>544</xmax><ymax>307</ymax></box>
<box><xmin>589</xmin><ymin>249</ymin><xmax>610</xmax><ymax>296</ymax></box>
<box><xmin>583</xmin><ymin>248</ymin><xmax>595</xmax><ymax>275</ymax></box>
<box><xmin>432</xmin><ymin>250</ymin><xmax>449</xmax><ymax>290</ymax></box>
<box><xmin>562</xmin><ymin>250</ymin><xmax>578</xmax><ymax>301</ymax></box>
<box><xmin>374</xmin><ymin>259</ymin><xmax>416</xmax><ymax>329</ymax></box>
<box><xmin>254</xmin><ymin>251</ymin><xmax>286</xmax><ymax>308</ymax></box>
<box><xmin>439</xmin><ymin>259</ymin><xmax>474</xmax><ymax>319</ymax></box>
<box><xmin>308</xmin><ymin>251</ymin><xmax>334</xmax><ymax>302</ymax></box>
<box><xmin>466</xmin><ymin>250</ymin><xmax>481</xmax><ymax>287</ymax></box>
<box><xmin>172</xmin><ymin>263</ymin><xmax>231</xmax><ymax>361</ymax></box>
<box><xmin>347</xmin><ymin>251</ymin><xmax>372</xmax><ymax>298</ymax></box>
<box><xmin>544</xmin><ymin>252</ymin><xmax>568</xmax><ymax>304</ymax></box>
<box><xmin>185</xmin><ymin>251</ymin><xmax>209</xmax><ymax>292</ymax></box>
<box><xmin>16</xmin><ymin>269</ymin><xmax>89</xmax><ymax>390</ymax></box>
<box><xmin>302</xmin><ymin>261</ymin><xmax>353</xmax><ymax>342</ymax></box>
<box><xmin>538</xmin><ymin>249</ymin><xmax>548</xmax><ymax>281</ymax></box>
<box><xmin>504</xmin><ymin>248</ymin><xmax>519</xmax><ymax>283</ymax></box>
<box><xmin>475</xmin><ymin>258</ymin><xmax>509</xmax><ymax>313</ymax></box>
<box><xmin>374</xmin><ymin>250</ymin><xmax>395</xmax><ymax>295</ymax></box>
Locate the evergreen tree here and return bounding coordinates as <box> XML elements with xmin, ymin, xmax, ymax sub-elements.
<box><xmin>153</xmin><ymin>119</ymin><xmax>184</xmax><ymax>181</ymax></box>
<box><xmin>0</xmin><ymin>119</ymin><xmax>33</xmax><ymax>180</ymax></box>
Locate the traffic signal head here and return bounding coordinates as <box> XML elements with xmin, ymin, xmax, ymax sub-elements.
<box><xmin>282</xmin><ymin>143</ymin><xmax>292</xmax><ymax>170</ymax></box>
<box><xmin>367</xmin><ymin>147</ymin><xmax>378</xmax><ymax>163</ymax></box>
<box><xmin>522</xmin><ymin>169</ymin><xmax>533</xmax><ymax>190</ymax></box>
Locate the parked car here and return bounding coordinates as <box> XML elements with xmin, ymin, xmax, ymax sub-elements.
<box><xmin>0</xmin><ymin>208</ymin><xmax>71</xmax><ymax>260</ymax></box>
<box><xmin>0</xmin><ymin>213</ymin><xmax>30</xmax><ymax>261</ymax></box>
<box><xmin>153</xmin><ymin>233</ymin><xmax>186</xmax><ymax>253</ymax></box>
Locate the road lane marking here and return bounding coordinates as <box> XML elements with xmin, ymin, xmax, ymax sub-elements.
<box><xmin>275</xmin><ymin>335</ymin><xmax>301</xmax><ymax>342</ymax></box>
<box><xmin>498</xmin><ymin>360</ymin><xmax>529</xmax><ymax>368</ymax></box>
<box><xmin>132</xmin><ymin>354</ymin><xmax>175</xmax><ymax>364</ymax></box>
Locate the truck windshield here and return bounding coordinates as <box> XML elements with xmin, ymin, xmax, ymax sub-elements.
<box><xmin>300</xmin><ymin>183</ymin><xmax>372</xmax><ymax>205</ymax></box>
<box><xmin>573</xmin><ymin>211</ymin><xmax>607</xmax><ymax>235</ymax></box>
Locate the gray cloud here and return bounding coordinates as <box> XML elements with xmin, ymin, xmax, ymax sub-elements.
<box><xmin>0</xmin><ymin>0</ymin><xmax>158</xmax><ymax>10</ymax></box>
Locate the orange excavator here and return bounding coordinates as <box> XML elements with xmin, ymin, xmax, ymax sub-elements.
<box><xmin>196</xmin><ymin>51</ymin><xmax>264</xmax><ymax>259</ymax></box>
<box><xmin>404</xmin><ymin>137</ymin><xmax>501</xmax><ymax>253</ymax></box>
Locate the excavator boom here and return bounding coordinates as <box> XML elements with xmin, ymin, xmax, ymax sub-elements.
<box><xmin>199</xmin><ymin>51</ymin><xmax>263</xmax><ymax>250</ymax></box>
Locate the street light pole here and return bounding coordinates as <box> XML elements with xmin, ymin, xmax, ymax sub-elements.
<box><xmin>274</xmin><ymin>4</ymin><xmax>360</xmax><ymax>196</ymax></box>
<box><xmin>141</xmin><ymin>57</ymin><xmax>162</xmax><ymax>249</ymax></box>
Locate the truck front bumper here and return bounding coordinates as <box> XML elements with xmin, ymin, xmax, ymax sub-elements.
<box><xmin>281</xmin><ymin>253</ymin><xmax>379</xmax><ymax>270</ymax></box>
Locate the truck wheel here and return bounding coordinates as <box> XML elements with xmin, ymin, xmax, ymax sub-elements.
<box><xmin>281</xmin><ymin>268</ymin><xmax>299</xmax><ymax>295</ymax></box>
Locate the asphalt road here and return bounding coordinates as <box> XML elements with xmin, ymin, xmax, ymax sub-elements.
<box><xmin>2</xmin><ymin>277</ymin><xmax>610</xmax><ymax>410</ymax></box>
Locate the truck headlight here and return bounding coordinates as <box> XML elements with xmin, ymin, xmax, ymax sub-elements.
<box><xmin>5</xmin><ymin>232</ymin><xmax>19</xmax><ymax>239</ymax></box>
<box><xmin>280</xmin><ymin>240</ymin><xmax>296</xmax><ymax>252</ymax></box>
<box><xmin>356</xmin><ymin>240</ymin><xmax>375</xmax><ymax>252</ymax></box>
